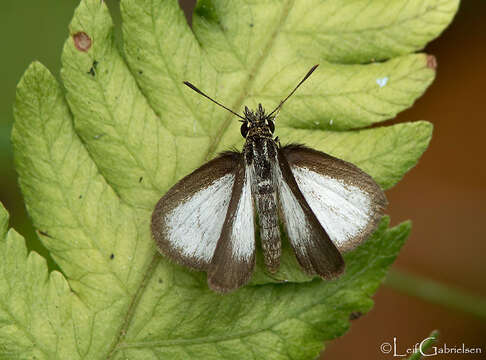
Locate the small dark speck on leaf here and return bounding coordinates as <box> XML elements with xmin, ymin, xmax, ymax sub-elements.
<box><xmin>249</xmin><ymin>23</ymin><xmax>254</xmax><ymax>27</ymax></box>
<box><xmin>110</xmin><ymin>254</ymin><xmax>115</xmax><ymax>260</ymax></box>
<box><xmin>138</xmin><ymin>70</ymin><xmax>143</xmax><ymax>75</ymax></box>
<box><xmin>158</xmin><ymin>278</ymin><xmax>163</xmax><ymax>284</ymax></box>
<box><xmin>139</xmin><ymin>176</ymin><xmax>143</xmax><ymax>183</ymax></box>
<box><xmin>73</xmin><ymin>32</ymin><xmax>92</xmax><ymax>52</ymax></box>
<box><xmin>38</xmin><ymin>230</ymin><xmax>51</xmax><ymax>238</ymax></box>
<box><xmin>87</xmin><ymin>60</ymin><xmax>98</xmax><ymax>76</ymax></box>
<box><xmin>426</xmin><ymin>55</ymin><xmax>437</xmax><ymax>69</ymax></box>
<box><xmin>349</xmin><ymin>311</ymin><xmax>363</xmax><ymax>320</ymax></box>
<box><xmin>79</xmin><ymin>195</ymin><xmax>83</xmax><ymax>199</ymax></box>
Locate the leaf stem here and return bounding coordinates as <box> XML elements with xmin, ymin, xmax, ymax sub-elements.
<box><xmin>385</xmin><ymin>269</ymin><xmax>486</xmax><ymax>320</ymax></box>
<box><xmin>406</xmin><ymin>330</ymin><xmax>439</xmax><ymax>360</ymax></box>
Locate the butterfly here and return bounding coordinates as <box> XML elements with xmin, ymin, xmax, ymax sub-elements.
<box><xmin>151</xmin><ymin>65</ymin><xmax>387</xmax><ymax>293</ymax></box>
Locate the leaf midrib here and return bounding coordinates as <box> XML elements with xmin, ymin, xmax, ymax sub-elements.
<box><xmin>106</xmin><ymin>253</ymin><xmax>160</xmax><ymax>360</ymax></box>
<box><xmin>203</xmin><ymin>0</ymin><xmax>295</xmax><ymax>160</ymax></box>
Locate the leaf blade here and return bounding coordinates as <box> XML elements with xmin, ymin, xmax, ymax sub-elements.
<box><xmin>0</xmin><ymin>203</ymin><xmax>76</xmax><ymax>360</ymax></box>
<box><xmin>12</xmin><ymin>61</ymin><xmax>152</xmax><ymax>358</ymax></box>
<box><xmin>61</xmin><ymin>0</ymin><xmax>177</xmax><ymax>209</ymax></box>
<box><xmin>282</xmin><ymin>0</ymin><xmax>460</xmax><ymax>63</ymax></box>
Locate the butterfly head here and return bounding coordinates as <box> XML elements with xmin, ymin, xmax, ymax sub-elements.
<box><xmin>240</xmin><ymin>104</ymin><xmax>275</xmax><ymax>138</ymax></box>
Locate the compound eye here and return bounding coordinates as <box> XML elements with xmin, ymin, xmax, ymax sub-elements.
<box><xmin>267</xmin><ymin>119</ymin><xmax>275</xmax><ymax>133</ymax></box>
<box><xmin>240</xmin><ymin>122</ymin><xmax>249</xmax><ymax>138</ymax></box>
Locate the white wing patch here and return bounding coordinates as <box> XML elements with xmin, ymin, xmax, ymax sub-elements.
<box><xmin>230</xmin><ymin>167</ymin><xmax>255</xmax><ymax>261</ymax></box>
<box><xmin>165</xmin><ymin>174</ymin><xmax>234</xmax><ymax>262</ymax></box>
<box><xmin>291</xmin><ymin>166</ymin><xmax>372</xmax><ymax>250</ymax></box>
<box><xmin>276</xmin><ymin>167</ymin><xmax>312</xmax><ymax>255</ymax></box>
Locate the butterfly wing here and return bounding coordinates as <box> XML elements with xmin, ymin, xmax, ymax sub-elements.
<box><xmin>282</xmin><ymin>144</ymin><xmax>387</xmax><ymax>252</ymax></box>
<box><xmin>208</xmin><ymin>161</ymin><xmax>256</xmax><ymax>292</ymax></box>
<box><xmin>276</xmin><ymin>148</ymin><xmax>345</xmax><ymax>279</ymax></box>
<box><xmin>151</xmin><ymin>151</ymin><xmax>240</xmax><ymax>270</ymax></box>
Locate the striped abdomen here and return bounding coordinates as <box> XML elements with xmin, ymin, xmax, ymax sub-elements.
<box><xmin>244</xmin><ymin>137</ymin><xmax>281</xmax><ymax>273</ymax></box>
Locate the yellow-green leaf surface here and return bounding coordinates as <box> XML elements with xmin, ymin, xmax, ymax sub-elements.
<box><xmin>7</xmin><ymin>0</ymin><xmax>458</xmax><ymax>359</ymax></box>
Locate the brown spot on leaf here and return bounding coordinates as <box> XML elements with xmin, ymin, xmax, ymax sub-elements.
<box><xmin>73</xmin><ymin>32</ymin><xmax>92</xmax><ymax>52</ymax></box>
<box><xmin>426</xmin><ymin>55</ymin><xmax>437</xmax><ymax>69</ymax></box>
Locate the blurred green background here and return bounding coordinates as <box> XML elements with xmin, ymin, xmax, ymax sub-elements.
<box><xmin>0</xmin><ymin>1</ymin><xmax>484</xmax><ymax>359</ymax></box>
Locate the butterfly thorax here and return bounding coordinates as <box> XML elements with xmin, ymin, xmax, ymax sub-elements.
<box><xmin>241</xmin><ymin>104</ymin><xmax>278</xmax><ymax>183</ymax></box>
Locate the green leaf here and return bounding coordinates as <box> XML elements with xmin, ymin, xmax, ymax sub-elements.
<box><xmin>8</xmin><ymin>0</ymin><xmax>458</xmax><ymax>358</ymax></box>
<box><xmin>0</xmin><ymin>203</ymin><xmax>76</xmax><ymax>359</ymax></box>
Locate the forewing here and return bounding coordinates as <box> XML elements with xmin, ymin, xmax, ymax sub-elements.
<box><xmin>208</xmin><ymin>162</ymin><xmax>256</xmax><ymax>293</ymax></box>
<box><xmin>282</xmin><ymin>145</ymin><xmax>387</xmax><ymax>252</ymax></box>
<box><xmin>151</xmin><ymin>152</ymin><xmax>240</xmax><ymax>270</ymax></box>
<box><xmin>276</xmin><ymin>148</ymin><xmax>345</xmax><ymax>279</ymax></box>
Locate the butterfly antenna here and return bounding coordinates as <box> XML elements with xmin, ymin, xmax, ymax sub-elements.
<box><xmin>183</xmin><ymin>81</ymin><xmax>245</xmax><ymax>121</ymax></box>
<box><xmin>268</xmin><ymin>64</ymin><xmax>319</xmax><ymax>118</ymax></box>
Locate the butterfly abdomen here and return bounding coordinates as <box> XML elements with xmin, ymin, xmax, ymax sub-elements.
<box><xmin>245</xmin><ymin>137</ymin><xmax>281</xmax><ymax>273</ymax></box>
